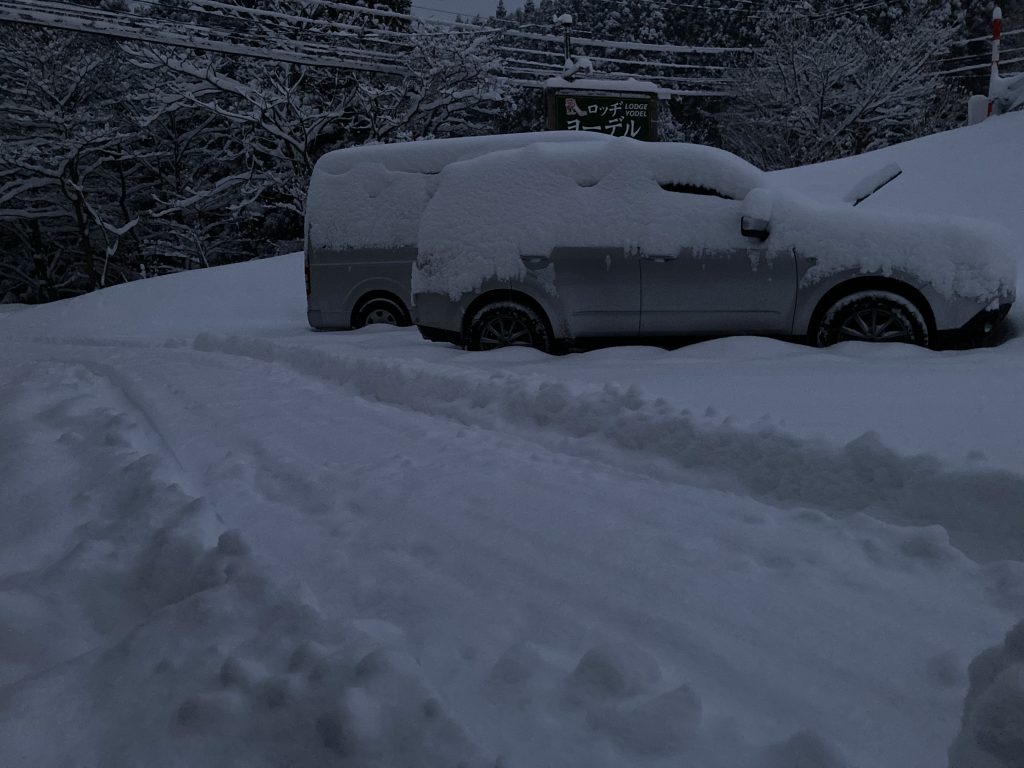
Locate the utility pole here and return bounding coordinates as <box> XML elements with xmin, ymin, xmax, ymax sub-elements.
<box><xmin>990</xmin><ymin>5</ymin><xmax>1002</xmax><ymax>116</ymax></box>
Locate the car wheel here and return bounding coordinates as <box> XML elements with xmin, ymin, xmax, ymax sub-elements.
<box><xmin>468</xmin><ymin>301</ymin><xmax>552</xmax><ymax>353</ymax></box>
<box><xmin>814</xmin><ymin>291</ymin><xmax>929</xmax><ymax>347</ymax></box>
<box><xmin>353</xmin><ymin>297</ymin><xmax>410</xmax><ymax>329</ymax></box>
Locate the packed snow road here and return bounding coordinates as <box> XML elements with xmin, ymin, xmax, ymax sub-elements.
<box><xmin>2</xmin><ymin>261</ymin><xmax>1024</xmax><ymax>766</ymax></box>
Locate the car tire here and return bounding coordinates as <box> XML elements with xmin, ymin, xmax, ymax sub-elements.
<box><xmin>468</xmin><ymin>301</ymin><xmax>552</xmax><ymax>353</ymax></box>
<box><xmin>353</xmin><ymin>297</ymin><xmax>410</xmax><ymax>329</ymax></box>
<box><xmin>814</xmin><ymin>291</ymin><xmax>929</xmax><ymax>347</ymax></box>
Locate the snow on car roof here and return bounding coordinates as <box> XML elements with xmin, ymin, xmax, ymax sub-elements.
<box><xmin>306</xmin><ymin>132</ymin><xmax>614</xmax><ymax>251</ymax></box>
<box><xmin>414</xmin><ymin>139</ymin><xmax>769</xmax><ymax>299</ymax></box>
<box><xmin>312</xmin><ymin>131</ymin><xmax>612</xmax><ymax>177</ymax></box>
<box><xmin>438</xmin><ymin>138</ymin><xmax>766</xmax><ymax>200</ymax></box>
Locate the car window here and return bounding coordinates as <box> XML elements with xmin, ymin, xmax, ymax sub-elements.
<box><xmin>658</xmin><ymin>182</ymin><xmax>733</xmax><ymax>200</ymax></box>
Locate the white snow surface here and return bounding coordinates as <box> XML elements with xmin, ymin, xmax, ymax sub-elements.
<box><xmin>306</xmin><ymin>132</ymin><xmax>610</xmax><ymax>251</ymax></box>
<box><xmin>414</xmin><ymin>139</ymin><xmax>1017</xmax><ymax>302</ymax></box>
<box><xmin>948</xmin><ymin>620</ymin><xmax>1024</xmax><ymax>767</ymax></box>
<box><xmin>4</xmin><ymin>118</ymin><xmax>1024</xmax><ymax>767</ymax></box>
<box><xmin>774</xmin><ymin>111</ymin><xmax>1024</xmax><ymax>243</ymax></box>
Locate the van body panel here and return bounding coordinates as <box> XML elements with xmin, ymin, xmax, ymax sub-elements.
<box><xmin>304</xmin><ymin>132</ymin><xmax>613</xmax><ymax>330</ymax></box>
<box><xmin>307</xmin><ymin>246</ymin><xmax>415</xmax><ymax>329</ymax></box>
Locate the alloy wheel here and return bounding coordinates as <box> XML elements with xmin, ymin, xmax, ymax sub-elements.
<box><xmin>364</xmin><ymin>307</ymin><xmax>399</xmax><ymax>325</ymax></box>
<box><xmin>477</xmin><ymin>315</ymin><xmax>534</xmax><ymax>349</ymax></box>
<box><xmin>837</xmin><ymin>307</ymin><xmax>913</xmax><ymax>342</ymax></box>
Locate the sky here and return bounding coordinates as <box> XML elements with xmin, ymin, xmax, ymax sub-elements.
<box><xmin>412</xmin><ymin>0</ymin><xmax>513</xmax><ymax>21</ymax></box>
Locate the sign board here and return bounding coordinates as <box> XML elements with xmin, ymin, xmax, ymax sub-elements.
<box><xmin>545</xmin><ymin>89</ymin><xmax>659</xmax><ymax>141</ymax></box>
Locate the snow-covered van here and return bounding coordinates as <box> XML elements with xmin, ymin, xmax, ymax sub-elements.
<box><xmin>412</xmin><ymin>139</ymin><xmax>1017</xmax><ymax>351</ymax></box>
<box><xmin>303</xmin><ymin>132</ymin><xmax>611</xmax><ymax>330</ymax></box>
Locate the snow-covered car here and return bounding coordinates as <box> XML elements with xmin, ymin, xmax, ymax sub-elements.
<box><xmin>303</xmin><ymin>131</ymin><xmax>610</xmax><ymax>330</ymax></box>
<box><xmin>412</xmin><ymin>139</ymin><xmax>1017</xmax><ymax>351</ymax></box>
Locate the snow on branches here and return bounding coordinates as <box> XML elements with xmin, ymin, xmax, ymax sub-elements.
<box><xmin>718</xmin><ymin>1</ymin><xmax>960</xmax><ymax>169</ymax></box>
<box><xmin>0</xmin><ymin>6</ymin><xmax>508</xmax><ymax>303</ymax></box>
<box><xmin>0</xmin><ymin>27</ymin><xmax>142</xmax><ymax>300</ymax></box>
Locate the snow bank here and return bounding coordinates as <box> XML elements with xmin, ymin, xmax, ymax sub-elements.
<box><xmin>0</xmin><ymin>253</ymin><xmax>307</xmax><ymax>340</ymax></box>
<box><xmin>774</xmin><ymin>111</ymin><xmax>1024</xmax><ymax>241</ymax></box>
<box><xmin>194</xmin><ymin>333</ymin><xmax>1024</xmax><ymax>563</ymax></box>
<box><xmin>306</xmin><ymin>132</ymin><xmax>611</xmax><ymax>252</ymax></box>
<box><xmin>948</xmin><ymin>620</ymin><xmax>1024</xmax><ymax>768</ymax></box>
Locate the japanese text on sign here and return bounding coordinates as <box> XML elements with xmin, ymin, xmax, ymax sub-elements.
<box><xmin>555</xmin><ymin>94</ymin><xmax>654</xmax><ymax>139</ymax></box>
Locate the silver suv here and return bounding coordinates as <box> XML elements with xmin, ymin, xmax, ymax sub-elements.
<box><xmin>412</xmin><ymin>139</ymin><xmax>1016</xmax><ymax>351</ymax></box>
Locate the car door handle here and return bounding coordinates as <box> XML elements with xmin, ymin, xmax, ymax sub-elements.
<box><xmin>520</xmin><ymin>255</ymin><xmax>551</xmax><ymax>268</ymax></box>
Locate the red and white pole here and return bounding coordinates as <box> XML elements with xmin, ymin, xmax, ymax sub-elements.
<box><xmin>990</xmin><ymin>6</ymin><xmax>1003</xmax><ymax>115</ymax></box>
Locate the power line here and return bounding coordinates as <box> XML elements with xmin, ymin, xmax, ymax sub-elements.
<box><xmin>11</xmin><ymin>0</ymin><xmax>1001</xmax><ymax>97</ymax></box>
<box><xmin>953</xmin><ymin>25</ymin><xmax>1024</xmax><ymax>46</ymax></box>
<box><xmin>0</xmin><ymin>0</ymin><xmax>751</xmax><ymax>71</ymax></box>
<box><xmin>934</xmin><ymin>43</ymin><xmax>1024</xmax><ymax>66</ymax></box>
<box><xmin>0</xmin><ymin>0</ymin><xmax>738</xmax><ymax>94</ymax></box>
<box><xmin>937</xmin><ymin>55</ymin><xmax>1024</xmax><ymax>76</ymax></box>
<box><xmin>0</xmin><ymin>0</ymin><xmax>407</xmax><ymax>73</ymax></box>
<box><xmin>496</xmin><ymin>44</ymin><xmax>728</xmax><ymax>71</ymax></box>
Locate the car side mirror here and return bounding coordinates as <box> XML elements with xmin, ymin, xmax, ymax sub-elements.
<box><xmin>741</xmin><ymin>188</ymin><xmax>774</xmax><ymax>241</ymax></box>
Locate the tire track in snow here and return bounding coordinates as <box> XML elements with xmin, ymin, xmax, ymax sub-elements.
<box><xmin>54</xmin><ymin>358</ymin><xmax>192</xmax><ymax>478</ymax></box>
<box><xmin>193</xmin><ymin>333</ymin><xmax>1024</xmax><ymax>563</ymax></box>
<box><xmin>0</xmin><ymin>356</ymin><xmax>493</xmax><ymax>768</ymax></box>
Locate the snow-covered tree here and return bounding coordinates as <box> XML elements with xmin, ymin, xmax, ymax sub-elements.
<box><xmin>0</xmin><ymin>27</ymin><xmax>144</xmax><ymax>301</ymax></box>
<box><xmin>717</xmin><ymin>3</ymin><xmax>959</xmax><ymax>169</ymax></box>
<box><xmin>128</xmin><ymin>21</ymin><xmax>506</xmax><ymax>232</ymax></box>
<box><xmin>134</xmin><ymin>103</ymin><xmax>264</xmax><ymax>273</ymax></box>
<box><xmin>348</xmin><ymin>29</ymin><xmax>509</xmax><ymax>142</ymax></box>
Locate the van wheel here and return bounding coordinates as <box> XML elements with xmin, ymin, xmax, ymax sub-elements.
<box><xmin>353</xmin><ymin>297</ymin><xmax>410</xmax><ymax>328</ymax></box>
<box><xmin>468</xmin><ymin>301</ymin><xmax>552</xmax><ymax>353</ymax></box>
<box><xmin>814</xmin><ymin>291</ymin><xmax>929</xmax><ymax>347</ymax></box>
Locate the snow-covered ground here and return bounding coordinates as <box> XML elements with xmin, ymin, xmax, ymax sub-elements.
<box><xmin>3</xmin><ymin>114</ymin><xmax>1024</xmax><ymax>767</ymax></box>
